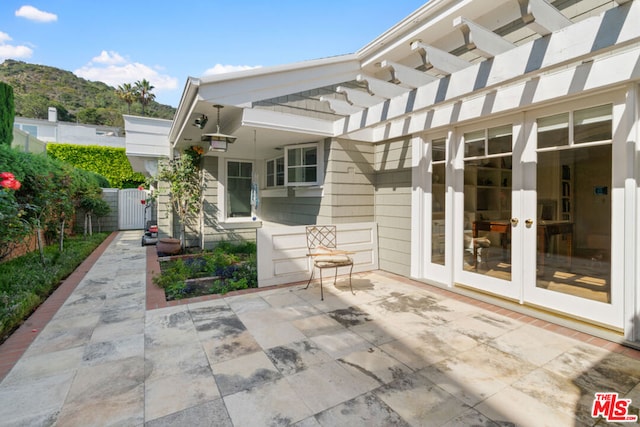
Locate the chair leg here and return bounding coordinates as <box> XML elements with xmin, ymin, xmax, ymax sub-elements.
<box><xmin>304</xmin><ymin>267</ymin><xmax>315</xmax><ymax>290</ymax></box>
<box><xmin>319</xmin><ymin>268</ymin><xmax>324</xmax><ymax>301</ymax></box>
<box><xmin>348</xmin><ymin>263</ymin><xmax>354</xmax><ymax>295</ymax></box>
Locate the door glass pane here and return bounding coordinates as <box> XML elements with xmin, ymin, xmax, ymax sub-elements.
<box><xmin>536</xmin><ymin>145</ymin><xmax>611</xmax><ymax>303</ymax></box>
<box><xmin>538</xmin><ymin>113</ymin><xmax>569</xmax><ymax>148</ymax></box>
<box><xmin>463</xmin><ymin>154</ymin><xmax>512</xmax><ymax>280</ymax></box>
<box><xmin>431</xmin><ymin>138</ymin><xmax>446</xmax><ymax>265</ymax></box>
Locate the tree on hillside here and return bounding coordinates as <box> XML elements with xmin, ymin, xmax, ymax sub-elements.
<box><xmin>134</xmin><ymin>79</ymin><xmax>155</xmax><ymax>116</ymax></box>
<box><xmin>0</xmin><ymin>82</ymin><xmax>14</xmax><ymax>146</ymax></box>
<box><xmin>116</xmin><ymin>83</ymin><xmax>136</xmax><ymax>114</ymax></box>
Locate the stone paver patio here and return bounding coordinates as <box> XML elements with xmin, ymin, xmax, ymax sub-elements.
<box><xmin>1</xmin><ymin>230</ymin><xmax>639</xmax><ymax>426</ymax></box>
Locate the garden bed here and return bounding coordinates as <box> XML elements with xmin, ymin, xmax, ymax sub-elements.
<box><xmin>153</xmin><ymin>241</ymin><xmax>257</xmax><ymax>301</ymax></box>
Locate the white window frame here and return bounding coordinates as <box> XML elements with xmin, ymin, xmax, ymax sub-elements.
<box><xmin>284</xmin><ymin>142</ymin><xmax>323</xmax><ymax>187</ymax></box>
<box><xmin>266</xmin><ymin>156</ymin><xmax>285</xmax><ymax>188</ymax></box>
<box><xmin>222</xmin><ymin>158</ymin><xmax>254</xmax><ymax>222</ymax></box>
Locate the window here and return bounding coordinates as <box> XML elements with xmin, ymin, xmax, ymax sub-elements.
<box><xmin>464</xmin><ymin>125</ymin><xmax>512</xmax><ymax>159</ymax></box>
<box><xmin>285</xmin><ymin>144</ymin><xmax>319</xmax><ymax>186</ymax></box>
<box><xmin>537</xmin><ymin>113</ymin><xmax>569</xmax><ymax>149</ymax></box>
<box><xmin>537</xmin><ymin>104</ymin><xmax>612</xmax><ymax>150</ymax></box>
<box><xmin>227</xmin><ymin>161</ymin><xmax>253</xmax><ymax>218</ymax></box>
<box><xmin>14</xmin><ymin>124</ymin><xmax>38</xmax><ymax>137</ymax></box>
<box><xmin>266</xmin><ymin>157</ymin><xmax>284</xmax><ymax>187</ymax></box>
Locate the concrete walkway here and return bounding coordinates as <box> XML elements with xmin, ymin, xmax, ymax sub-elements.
<box><xmin>1</xmin><ymin>230</ymin><xmax>639</xmax><ymax>426</ymax></box>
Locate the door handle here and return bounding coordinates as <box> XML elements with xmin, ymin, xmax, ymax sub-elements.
<box><xmin>510</xmin><ymin>218</ymin><xmax>519</xmax><ymax>226</ymax></box>
<box><xmin>525</xmin><ymin>219</ymin><xmax>534</xmax><ymax>227</ymax></box>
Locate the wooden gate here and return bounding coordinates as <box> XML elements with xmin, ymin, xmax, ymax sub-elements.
<box><xmin>118</xmin><ymin>188</ymin><xmax>148</xmax><ymax>230</ymax></box>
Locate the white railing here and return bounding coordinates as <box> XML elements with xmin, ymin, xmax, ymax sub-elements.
<box><xmin>257</xmin><ymin>222</ymin><xmax>379</xmax><ymax>287</ymax></box>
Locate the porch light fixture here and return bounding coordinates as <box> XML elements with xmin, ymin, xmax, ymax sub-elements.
<box><xmin>201</xmin><ymin>105</ymin><xmax>237</xmax><ymax>152</ymax></box>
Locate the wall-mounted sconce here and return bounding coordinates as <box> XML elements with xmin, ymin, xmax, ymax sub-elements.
<box><xmin>201</xmin><ymin>105</ymin><xmax>237</xmax><ymax>152</ymax></box>
<box><xmin>193</xmin><ymin>114</ymin><xmax>208</xmax><ymax>129</ymax></box>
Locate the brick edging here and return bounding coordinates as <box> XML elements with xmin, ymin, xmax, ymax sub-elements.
<box><xmin>0</xmin><ymin>231</ymin><xmax>119</xmax><ymax>382</ymax></box>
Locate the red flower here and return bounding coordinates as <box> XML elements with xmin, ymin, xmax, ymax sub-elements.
<box><xmin>1</xmin><ymin>172</ymin><xmax>20</xmax><ymax>190</ymax></box>
<box><xmin>138</xmin><ymin>185</ymin><xmax>145</xmax><ymax>191</ymax></box>
<box><xmin>140</xmin><ymin>199</ymin><xmax>146</xmax><ymax>205</ymax></box>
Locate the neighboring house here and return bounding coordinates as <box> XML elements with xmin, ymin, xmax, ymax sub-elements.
<box><xmin>14</xmin><ymin>107</ymin><xmax>125</xmax><ymax>148</ymax></box>
<box><xmin>125</xmin><ymin>0</ymin><xmax>640</xmax><ymax>346</ymax></box>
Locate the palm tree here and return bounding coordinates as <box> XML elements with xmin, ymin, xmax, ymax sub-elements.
<box><xmin>115</xmin><ymin>83</ymin><xmax>136</xmax><ymax>114</ymax></box>
<box><xmin>134</xmin><ymin>79</ymin><xmax>155</xmax><ymax>116</ymax></box>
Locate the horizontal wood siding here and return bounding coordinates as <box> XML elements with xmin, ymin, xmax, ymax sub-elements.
<box><xmin>260</xmin><ymin>194</ymin><xmax>322</xmax><ymax>225</ymax></box>
<box><xmin>322</xmin><ymin>139</ymin><xmax>375</xmax><ymax>224</ymax></box>
<box><xmin>374</xmin><ymin>138</ymin><xmax>412</xmax><ymax>277</ymax></box>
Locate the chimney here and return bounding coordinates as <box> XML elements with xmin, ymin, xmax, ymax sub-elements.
<box><xmin>48</xmin><ymin>107</ymin><xmax>57</xmax><ymax>122</ymax></box>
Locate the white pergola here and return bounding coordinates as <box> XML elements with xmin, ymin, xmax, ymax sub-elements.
<box><xmin>167</xmin><ymin>0</ymin><xmax>636</xmax><ymax>159</ymax></box>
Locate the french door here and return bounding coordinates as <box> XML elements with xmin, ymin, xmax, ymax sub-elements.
<box><xmin>454</xmin><ymin>99</ymin><xmax>623</xmax><ymax>328</ymax></box>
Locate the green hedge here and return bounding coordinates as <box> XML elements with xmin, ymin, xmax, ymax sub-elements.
<box><xmin>0</xmin><ymin>82</ymin><xmax>14</xmax><ymax>146</ymax></box>
<box><xmin>47</xmin><ymin>143</ymin><xmax>145</xmax><ymax>188</ymax></box>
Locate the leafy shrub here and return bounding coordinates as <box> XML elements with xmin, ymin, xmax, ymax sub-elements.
<box><xmin>0</xmin><ymin>145</ymin><xmax>110</xmax><ymax>250</ymax></box>
<box><xmin>154</xmin><ymin>241</ymin><xmax>257</xmax><ymax>300</ymax></box>
<box><xmin>0</xmin><ymin>233</ymin><xmax>109</xmax><ymax>341</ymax></box>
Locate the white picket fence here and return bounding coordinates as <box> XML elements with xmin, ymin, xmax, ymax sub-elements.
<box><xmin>257</xmin><ymin>222</ymin><xmax>378</xmax><ymax>287</ymax></box>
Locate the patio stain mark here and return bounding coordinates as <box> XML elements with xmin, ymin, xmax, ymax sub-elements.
<box><xmin>338</xmin><ymin>357</ymin><xmax>384</xmax><ymax>384</ymax></box>
<box><xmin>194</xmin><ymin>316</ymin><xmax>246</xmax><ymax>336</ymax></box>
<box><xmin>67</xmin><ymin>294</ymin><xmax>106</xmax><ymax>305</ymax></box>
<box><xmin>215</xmin><ymin>369</ymin><xmax>283</xmax><ymax>396</ymax></box>
<box><xmin>166</xmin><ymin>311</ymin><xmax>191</xmax><ymax>328</ymax></box>
<box><xmin>472</xmin><ymin>313</ymin><xmax>514</xmax><ymax>328</ymax></box>
<box><xmin>316</xmin><ymin>393</ymin><xmax>410</xmax><ymax>426</ymax></box>
<box><xmin>378</xmin><ymin>292</ymin><xmax>449</xmax><ymax>315</ymax></box>
<box><xmin>328</xmin><ymin>306</ymin><xmax>372</xmax><ymax>328</ymax></box>
<box><xmin>190</xmin><ymin>305</ymin><xmax>232</xmax><ymax>318</ymax></box>
<box><xmin>270</xmin><ymin>414</ymin><xmax>293</xmax><ymax>426</ymax></box>
<box><xmin>265</xmin><ymin>346</ymin><xmax>304</xmax><ymax>375</ymax></box>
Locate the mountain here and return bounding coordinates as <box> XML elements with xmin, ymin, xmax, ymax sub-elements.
<box><xmin>0</xmin><ymin>59</ymin><xmax>176</xmax><ymax>128</ymax></box>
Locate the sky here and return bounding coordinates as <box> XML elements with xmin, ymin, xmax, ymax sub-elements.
<box><xmin>0</xmin><ymin>1</ymin><xmax>428</xmax><ymax>108</ymax></box>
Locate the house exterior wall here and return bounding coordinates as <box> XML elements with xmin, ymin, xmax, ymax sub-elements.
<box><xmin>14</xmin><ymin>116</ymin><xmax>124</xmax><ymax>147</ymax></box>
<box><xmin>374</xmin><ymin>138</ymin><xmax>412</xmax><ymax>277</ymax></box>
<box><xmin>322</xmin><ymin>139</ymin><xmax>375</xmax><ymax>224</ymax></box>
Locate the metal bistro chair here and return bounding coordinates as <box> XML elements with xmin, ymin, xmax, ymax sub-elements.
<box><xmin>304</xmin><ymin>225</ymin><xmax>354</xmax><ymax>300</ymax></box>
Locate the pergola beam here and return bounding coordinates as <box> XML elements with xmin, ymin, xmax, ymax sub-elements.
<box><xmin>410</xmin><ymin>41</ymin><xmax>471</xmax><ymax>75</ymax></box>
<box><xmin>453</xmin><ymin>16</ymin><xmax>515</xmax><ymax>58</ymax></box>
<box><xmin>380</xmin><ymin>60</ymin><xmax>438</xmax><ymax>88</ymax></box>
<box><xmin>517</xmin><ymin>0</ymin><xmax>571</xmax><ymax>36</ymax></box>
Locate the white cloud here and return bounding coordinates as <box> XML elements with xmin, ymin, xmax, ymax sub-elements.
<box><xmin>91</xmin><ymin>50</ymin><xmax>126</xmax><ymax>65</ymax></box>
<box><xmin>15</xmin><ymin>5</ymin><xmax>58</xmax><ymax>23</ymax></box>
<box><xmin>74</xmin><ymin>52</ymin><xmax>179</xmax><ymax>93</ymax></box>
<box><xmin>203</xmin><ymin>64</ymin><xmax>261</xmax><ymax>76</ymax></box>
<box><xmin>0</xmin><ymin>31</ymin><xmax>33</xmax><ymax>61</ymax></box>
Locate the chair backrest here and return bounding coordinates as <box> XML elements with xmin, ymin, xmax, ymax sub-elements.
<box><xmin>306</xmin><ymin>225</ymin><xmax>338</xmax><ymax>250</ymax></box>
